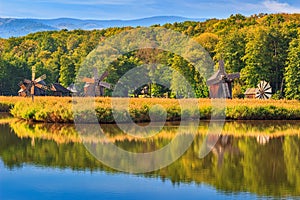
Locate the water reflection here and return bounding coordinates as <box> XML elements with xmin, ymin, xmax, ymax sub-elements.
<box><xmin>1</xmin><ymin>121</ymin><xmax>300</xmax><ymax>198</ymax></box>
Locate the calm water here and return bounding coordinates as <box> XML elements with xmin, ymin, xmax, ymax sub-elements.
<box><xmin>1</xmin><ymin>121</ymin><xmax>300</xmax><ymax>199</ymax></box>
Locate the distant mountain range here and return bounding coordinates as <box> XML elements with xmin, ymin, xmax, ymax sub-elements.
<box><xmin>0</xmin><ymin>16</ymin><xmax>205</xmax><ymax>38</ymax></box>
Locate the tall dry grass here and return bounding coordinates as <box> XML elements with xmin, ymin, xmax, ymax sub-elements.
<box><xmin>0</xmin><ymin>96</ymin><xmax>299</xmax><ymax>122</ymax></box>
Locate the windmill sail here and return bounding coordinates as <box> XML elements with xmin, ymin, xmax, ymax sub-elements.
<box><xmin>24</xmin><ymin>79</ymin><xmax>32</xmax><ymax>84</ymax></box>
<box><xmin>82</xmin><ymin>77</ymin><xmax>95</xmax><ymax>83</ymax></box>
<box><xmin>256</xmin><ymin>81</ymin><xmax>272</xmax><ymax>99</ymax></box>
<box><xmin>227</xmin><ymin>73</ymin><xmax>240</xmax><ymax>80</ymax></box>
<box><xmin>99</xmin><ymin>82</ymin><xmax>111</xmax><ymax>89</ymax></box>
<box><xmin>18</xmin><ymin>69</ymin><xmax>47</xmax><ymax>98</ymax></box>
<box><xmin>99</xmin><ymin>71</ymin><xmax>109</xmax><ymax>81</ymax></box>
<box><xmin>34</xmin><ymin>74</ymin><xmax>46</xmax><ymax>83</ymax></box>
<box><xmin>93</xmin><ymin>68</ymin><xmax>99</xmax><ymax>80</ymax></box>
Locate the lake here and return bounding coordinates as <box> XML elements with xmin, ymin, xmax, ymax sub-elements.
<box><xmin>1</xmin><ymin>120</ymin><xmax>300</xmax><ymax>199</ymax></box>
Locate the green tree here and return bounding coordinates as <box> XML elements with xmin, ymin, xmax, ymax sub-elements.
<box><xmin>59</xmin><ymin>55</ymin><xmax>75</xmax><ymax>87</ymax></box>
<box><xmin>284</xmin><ymin>35</ymin><xmax>300</xmax><ymax>99</ymax></box>
<box><xmin>241</xmin><ymin>27</ymin><xmax>272</xmax><ymax>88</ymax></box>
<box><xmin>194</xmin><ymin>33</ymin><xmax>219</xmax><ymax>58</ymax></box>
<box><xmin>214</xmin><ymin>28</ymin><xmax>246</xmax><ymax>73</ymax></box>
<box><xmin>241</xmin><ymin>26</ymin><xmax>288</xmax><ymax>91</ymax></box>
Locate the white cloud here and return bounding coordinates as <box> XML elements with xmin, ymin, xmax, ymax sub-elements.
<box><xmin>262</xmin><ymin>0</ymin><xmax>300</xmax><ymax>13</ymax></box>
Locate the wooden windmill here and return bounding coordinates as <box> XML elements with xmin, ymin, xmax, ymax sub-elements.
<box><xmin>82</xmin><ymin>68</ymin><xmax>111</xmax><ymax>96</ymax></box>
<box><xmin>206</xmin><ymin>60</ymin><xmax>240</xmax><ymax>98</ymax></box>
<box><xmin>18</xmin><ymin>66</ymin><xmax>47</xmax><ymax>101</ymax></box>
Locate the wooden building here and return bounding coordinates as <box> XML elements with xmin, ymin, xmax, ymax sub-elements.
<box><xmin>244</xmin><ymin>88</ymin><xmax>257</xmax><ymax>99</ymax></box>
<box><xmin>50</xmin><ymin>83</ymin><xmax>71</xmax><ymax>96</ymax></box>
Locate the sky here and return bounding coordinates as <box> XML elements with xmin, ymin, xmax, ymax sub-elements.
<box><xmin>0</xmin><ymin>0</ymin><xmax>300</xmax><ymax>20</ymax></box>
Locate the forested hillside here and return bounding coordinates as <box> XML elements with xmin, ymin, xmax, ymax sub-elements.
<box><xmin>0</xmin><ymin>16</ymin><xmax>205</xmax><ymax>38</ymax></box>
<box><xmin>0</xmin><ymin>13</ymin><xmax>300</xmax><ymax>99</ymax></box>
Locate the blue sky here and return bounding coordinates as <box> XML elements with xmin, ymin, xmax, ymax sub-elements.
<box><xmin>0</xmin><ymin>0</ymin><xmax>300</xmax><ymax>19</ymax></box>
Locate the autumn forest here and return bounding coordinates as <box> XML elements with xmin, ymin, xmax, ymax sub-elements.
<box><xmin>0</xmin><ymin>13</ymin><xmax>300</xmax><ymax>99</ymax></box>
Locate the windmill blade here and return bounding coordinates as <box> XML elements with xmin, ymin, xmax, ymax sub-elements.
<box><xmin>256</xmin><ymin>87</ymin><xmax>263</xmax><ymax>99</ymax></box>
<box><xmin>35</xmin><ymin>83</ymin><xmax>48</xmax><ymax>90</ymax></box>
<box><xmin>19</xmin><ymin>83</ymin><xmax>27</xmax><ymax>90</ymax></box>
<box><xmin>258</xmin><ymin>82</ymin><xmax>262</xmax><ymax>90</ymax></box>
<box><xmin>32</xmin><ymin>72</ymin><xmax>35</xmax><ymax>81</ymax></box>
<box><xmin>259</xmin><ymin>81</ymin><xmax>266</xmax><ymax>89</ymax></box>
<box><xmin>99</xmin><ymin>82</ymin><xmax>111</xmax><ymax>89</ymax></box>
<box><xmin>256</xmin><ymin>91</ymin><xmax>264</xmax><ymax>99</ymax></box>
<box><xmin>256</xmin><ymin>81</ymin><xmax>272</xmax><ymax>100</ymax></box>
<box><xmin>255</xmin><ymin>93</ymin><xmax>261</xmax><ymax>99</ymax></box>
<box><xmin>82</xmin><ymin>77</ymin><xmax>95</xmax><ymax>83</ymax></box>
<box><xmin>18</xmin><ymin>81</ymin><xmax>28</xmax><ymax>95</ymax></box>
<box><xmin>264</xmin><ymin>87</ymin><xmax>272</xmax><ymax>94</ymax></box>
<box><xmin>18</xmin><ymin>81</ymin><xmax>25</xmax><ymax>87</ymax></box>
<box><xmin>218</xmin><ymin>60</ymin><xmax>226</xmax><ymax>74</ymax></box>
<box><xmin>31</xmin><ymin>65</ymin><xmax>37</xmax><ymax>81</ymax></box>
<box><xmin>93</xmin><ymin>68</ymin><xmax>99</xmax><ymax>80</ymax></box>
<box><xmin>264</xmin><ymin>81</ymin><xmax>270</xmax><ymax>89</ymax></box>
<box><xmin>227</xmin><ymin>72</ymin><xmax>240</xmax><ymax>80</ymax></box>
<box><xmin>258</xmin><ymin>81</ymin><xmax>264</xmax><ymax>91</ymax></box>
<box><xmin>31</xmin><ymin>85</ymin><xmax>35</xmax><ymax>95</ymax></box>
<box><xmin>24</xmin><ymin>79</ymin><xmax>32</xmax><ymax>84</ymax></box>
<box><xmin>99</xmin><ymin>71</ymin><xmax>109</xmax><ymax>82</ymax></box>
<box><xmin>264</xmin><ymin>93</ymin><xmax>272</xmax><ymax>99</ymax></box>
<box><xmin>34</xmin><ymin>74</ymin><xmax>46</xmax><ymax>83</ymax></box>
<box><xmin>35</xmin><ymin>83</ymin><xmax>43</xmax><ymax>89</ymax></box>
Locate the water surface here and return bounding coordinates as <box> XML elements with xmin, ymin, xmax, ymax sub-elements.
<box><xmin>1</xmin><ymin>121</ymin><xmax>300</xmax><ymax>199</ymax></box>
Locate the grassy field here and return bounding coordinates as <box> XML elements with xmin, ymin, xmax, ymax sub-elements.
<box><xmin>0</xmin><ymin>96</ymin><xmax>300</xmax><ymax>123</ymax></box>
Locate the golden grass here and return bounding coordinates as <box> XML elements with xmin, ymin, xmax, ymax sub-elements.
<box><xmin>0</xmin><ymin>96</ymin><xmax>300</xmax><ymax>122</ymax></box>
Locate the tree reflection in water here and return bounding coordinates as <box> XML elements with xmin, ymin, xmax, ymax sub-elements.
<box><xmin>0</xmin><ymin>120</ymin><xmax>300</xmax><ymax>198</ymax></box>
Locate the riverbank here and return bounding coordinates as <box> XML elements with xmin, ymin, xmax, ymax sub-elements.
<box><xmin>0</xmin><ymin>96</ymin><xmax>300</xmax><ymax>123</ymax></box>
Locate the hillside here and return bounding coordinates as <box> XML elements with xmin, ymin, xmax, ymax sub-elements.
<box><xmin>0</xmin><ymin>16</ymin><xmax>205</xmax><ymax>38</ymax></box>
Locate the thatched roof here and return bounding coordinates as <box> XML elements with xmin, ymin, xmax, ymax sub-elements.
<box><xmin>207</xmin><ymin>69</ymin><xmax>223</xmax><ymax>85</ymax></box>
<box><xmin>51</xmin><ymin>83</ymin><xmax>70</xmax><ymax>93</ymax></box>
